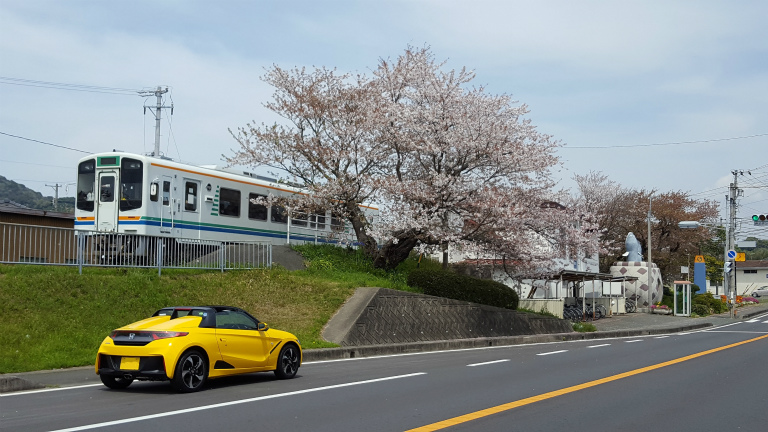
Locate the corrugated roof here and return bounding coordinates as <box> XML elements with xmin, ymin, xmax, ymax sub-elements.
<box><xmin>0</xmin><ymin>199</ymin><xmax>74</xmax><ymax>220</ymax></box>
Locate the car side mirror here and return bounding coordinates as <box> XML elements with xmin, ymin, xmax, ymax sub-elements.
<box><xmin>257</xmin><ymin>322</ymin><xmax>269</xmax><ymax>331</ymax></box>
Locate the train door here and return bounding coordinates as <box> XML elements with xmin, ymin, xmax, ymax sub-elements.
<box><xmin>181</xmin><ymin>179</ymin><xmax>201</xmax><ymax>239</ymax></box>
<box><xmin>160</xmin><ymin>175</ymin><xmax>175</xmax><ymax>234</ymax></box>
<box><xmin>96</xmin><ymin>171</ymin><xmax>119</xmax><ymax>231</ymax></box>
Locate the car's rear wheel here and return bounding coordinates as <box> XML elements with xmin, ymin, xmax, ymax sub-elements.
<box><xmin>274</xmin><ymin>344</ymin><xmax>300</xmax><ymax>379</ymax></box>
<box><xmin>171</xmin><ymin>349</ymin><xmax>207</xmax><ymax>392</ymax></box>
<box><xmin>100</xmin><ymin>374</ymin><xmax>133</xmax><ymax>390</ymax></box>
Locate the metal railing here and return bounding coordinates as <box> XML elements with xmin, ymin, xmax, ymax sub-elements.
<box><xmin>0</xmin><ymin>222</ymin><xmax>271</xmax><ymax>274</ymax></box>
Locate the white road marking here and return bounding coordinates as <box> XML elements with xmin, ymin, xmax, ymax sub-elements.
<box><xmin>654</xmin><ymin>336</ymin><xmax>669</xmax><ymax>339</ymax></box>
<box><xmin>537</xmin><ymin>350</ymin><xmax>568</xmax><ymax>356</ymax></box>
<box><xmin>700</xmin><ymin>330</ymin><xmax>768</xmax><ymax>334</ymax></box>
<box><xmin>467</xmin><ymin>359</ymin><xmax>510</xmax><ymax>367</ymax></box>
<box><xmin>0</xmin><ymin>383</ymin><xmax>102</xmax><ymax>397</ymax></box>
<box><xmin>746</xmin><ymin>319</ymin><xmax>760</xmax><ymax>323</ymax></box>
<box><xmin>48</xmin><ymin>372</ymin><xmax>427</xmax><ymax>432</ymax></box>
<box><xmin>625</xmin><ymin>340</ymin><xmax>642</xmax><ymax>343</ymax></box>
<box><xmin>704</xmin><ymin>322</ymin><xmax>742</xmax><ymax>331</ymax></box>
<box><xmin>587</xmin><ymin>344</ymin><xmax>610</xmax><ymax>348</ymax></box>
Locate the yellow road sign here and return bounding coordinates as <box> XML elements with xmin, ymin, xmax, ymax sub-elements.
<box><xmin>694</xmin><ymin>255</ymin><xmax>705</xmax><ymax>263</ymax></box>
<box><xmin>735</xmin><ymin>253</ymin><xmax>746</xmax><ymax>262</ymax></box>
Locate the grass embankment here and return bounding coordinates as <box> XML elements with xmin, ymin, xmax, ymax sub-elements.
<box><xmin>0</xmin><ymin>245</ymin><xmax>440</xmax><ymax>374</ymax></box>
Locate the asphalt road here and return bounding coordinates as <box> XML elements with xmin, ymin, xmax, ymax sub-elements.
<box><xmin>3</xmin><ymin>312</ymin><xmax>768</xmax><ymax>432</ymax></box>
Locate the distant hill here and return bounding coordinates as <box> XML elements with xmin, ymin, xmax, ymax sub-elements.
<box><xmin>0</xmin><ymin>175</ymin><xmax>75</xmax><ymax>213</ymax></box>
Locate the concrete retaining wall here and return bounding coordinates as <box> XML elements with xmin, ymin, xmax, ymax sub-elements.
<box><xmin>322</xmin><ymin>287</ymin><xmax>573</xmax><ymax>346</ymax></box>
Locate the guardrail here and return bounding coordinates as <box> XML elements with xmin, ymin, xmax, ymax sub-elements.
<box><xmin>0</xmin><ymin>222</ymin><xmax>271</xmax><ymax>274</ymax></box>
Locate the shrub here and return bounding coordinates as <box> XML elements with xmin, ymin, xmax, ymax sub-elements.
<box><xmin>691</xmin><ymin>292</ymin><xmax>728</xmax><ymax>316</ymax></box>
<box><xmin>573</xmin><ymin>322</ymin><xmax>596</xmax><ymax>332</ymax></box>
<box><xmin>407</xmin><ymin>268</ymin><xmax>519</xmax><ymax>310</ymax></box>
<box><xmin>692</xmin><ymin>303</ymin><xmax>710</xmax><ymax>316</ymax></box>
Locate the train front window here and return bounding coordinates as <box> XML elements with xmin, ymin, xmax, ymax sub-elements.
<box><xmin>76</xmin><ymin>160</ymin><xmax>95</xmax><ymax>211</ymax></box>
<box><xmin>120</xmin><ymin>158</ymin><xmax>143</xmax><ymax>211</ymax></box>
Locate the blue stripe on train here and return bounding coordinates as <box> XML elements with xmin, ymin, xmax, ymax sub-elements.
<box><xmin>78</xmin><ymin>219</ymin><xmax>337</xmax><ymax>244</ymax></box>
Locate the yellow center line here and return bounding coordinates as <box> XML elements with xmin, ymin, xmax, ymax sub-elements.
<box><xmin>406</xmin><ymin>334</ymin><xmax>768</xmax><ymax>432</ymax></box>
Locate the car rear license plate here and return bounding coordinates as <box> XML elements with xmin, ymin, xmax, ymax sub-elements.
<box><xmin>120</xmin><ymin>357</ymin><xmax>140</xmax><ymax>370</ymax></box>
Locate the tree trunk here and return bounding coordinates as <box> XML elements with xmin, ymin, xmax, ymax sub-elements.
<box><xmin>373</xmin><ymin>233</ymin><xmax>420</xmax><ymax>270</ymax></box>
<box><xmin>441</xmin><ymin>241</ymin><xmax>449</xmax><ymax>270</ymax></box>
<box><xmin>345</xmin><ymin>203</ymin><xmax>378</xmax><ymax>259</ymax></box>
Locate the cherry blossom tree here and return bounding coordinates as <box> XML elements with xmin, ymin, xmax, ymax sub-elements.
<box><xmin>227</xmin><ymin>66</ymin><xmax>384</xmax><ymax>256</ymax></box>
<box><xmin>368</xmin><ymin>47</ymin><xmax>594</xmax><ymax>271</ymax></box>
<box><xmin>573</xmin><ymin>171</ymin><xmax>719</xmax><ymax>281</ymax></box>
<box><xmin>229</xmin><ymin>47</ymin><xmax>596</xmax><ymax>272</ymax></box>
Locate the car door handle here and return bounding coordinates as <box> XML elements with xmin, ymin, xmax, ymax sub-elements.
<box><xmin>219</xmin><ymin>338</ymin><xmax>227</xmax><ymax>342</ymax></box>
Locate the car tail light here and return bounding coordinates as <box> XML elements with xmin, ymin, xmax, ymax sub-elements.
<box><xmin>109</xmin><ymin>330</ymin><xmax>188</xmax><ymax>340</ymax></box>
<box><xmin>151</xmin><ymin>331</ymin><xmax>189</xmax><ymax>340</ymax></box>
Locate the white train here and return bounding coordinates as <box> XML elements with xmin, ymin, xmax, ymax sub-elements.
<box><xmin>74</xmin><ymin>151</ymin><xmax>377</xmax><ymax>245</ymax></box>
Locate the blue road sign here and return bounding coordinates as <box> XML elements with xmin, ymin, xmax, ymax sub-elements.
<box><xmin>727</xmin><ymin>250</ymin><xmax>736</xmax><ymax>259</ymax></box>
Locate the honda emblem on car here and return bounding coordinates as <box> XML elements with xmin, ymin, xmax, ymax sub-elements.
<box><xmin>128</xmin><ymin>333</ymin><xmax>135</xmax><ymax>340</ymax></box>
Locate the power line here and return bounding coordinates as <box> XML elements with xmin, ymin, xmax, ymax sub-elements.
<box><xmin>0</xmin><ymin>76</ymin><xmax>141</xmax><ymax>95</ymax></box>
<box><xmin>0</xmin><ymin>159</ymin><xmax>71</xmax><ymax>169</ymax></box>
<box><xmin>0</xmin><ymin>131</ymin><xmax>90</xmax><ymax>154</ymax></box>
<box><xmin>564</xmin><ymin>133</ymin><xmax>768</xmax><ymax>149</ymax></box>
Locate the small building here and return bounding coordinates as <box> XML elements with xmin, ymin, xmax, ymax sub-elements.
<box><xmin>0</xmin><ymin>200</ymin><xmax>75</xmax><ymax>263</ymax></box>
<box><xmin>737</xmin><ymin>260</ymin><xmax>768</xmax><ymax>296</ymax></box>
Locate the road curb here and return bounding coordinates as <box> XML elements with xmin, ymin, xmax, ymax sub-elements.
<box><xmin>0</xmin><ymin>320</ymin><xmax>723</xmax><ymax>394</ymax></box>
<box><xmin>302</xmin><ymin>322</ymin><xmax>714</xmax><ymax>362</ymax></box>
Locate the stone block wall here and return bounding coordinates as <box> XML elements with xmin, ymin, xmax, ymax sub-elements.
<box><xmin>323</xmin><ymin>288</ymin><xmax>573</xmax><ymax>346</ymax></box>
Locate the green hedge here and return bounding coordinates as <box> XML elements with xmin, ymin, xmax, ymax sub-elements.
<box><xmin>407</xmin><ymin>268</ymin><xmax>519</xmax><ymax>310</ymax></box>
<box><xmin>692</xmin><ymin>292</ymin><xmax>728</xmax><ymax>315</ymax></box>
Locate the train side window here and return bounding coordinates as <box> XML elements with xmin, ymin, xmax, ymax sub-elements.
<box><xmin>311</xmin><ymin>209</ymin><xmax>327</xmax><ymax>230</ymax></box>
<box><xmin>150</xmin><ymin>182</ymin><xmax>159</xmax><ymax>202</ymax></box>
<box><xmin>248</xmin><ymin>193</ymin><xmax>268</xmax><ymax>221</ymax></box>
<box><xmin>219</xmin><ymin>188</ymin><xmax>241</xmax><ymax>217</ymax></box>
<box><xmin>271</xmin><ymin>205</ymin><xmax>287</xmax><ymax>224</ymax></box>
<box><xmin>331</xmin><ymin>212</ymin><xmax>345</xmax><ymax>231</ymax></box>
<box><xmin>185</xmin><ymin>182</ymin><xmax>198</xmax><ymax>212</ymax></box>
<box><xmin>291</xmin><ymin>209</ymin><xmax>308</xmax><ymax>227</ymax></box>
<box><xmin>162</xmin><ymin>181</ymin><xmax>171</xmax><ymax>206</ymax></box>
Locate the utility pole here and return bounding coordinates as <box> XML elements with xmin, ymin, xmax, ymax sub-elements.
<box><xmin>139</xmin><ymin>86</ymin><xmax>173</xmax><ymax>157</ymax></box>
<box><xmin>727</xmin><ymin>171</ymin><xmax>739</xmax><ymax>318</ymax></box>
<box><xmin>46</xmin><ymin>183</ymin><xmax>60</xmax><ymax>211</ymax></box>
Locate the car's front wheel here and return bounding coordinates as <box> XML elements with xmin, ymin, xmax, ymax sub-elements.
<box><xmin>100</xmin><ymin>374</ymin><xmax>133</xmax><ymax>390</ymax></box>
<box><xmin>274</xmin><ymin>344</ymin><xmax>300</xmax><ymax>379</ymax></box>
<box><xmin>171</xmin><ymin>349</ymin><xmax>208</xmax><ymax>392</ymax></box>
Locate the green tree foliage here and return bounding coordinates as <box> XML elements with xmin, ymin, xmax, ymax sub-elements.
<box><xmin>0</xmin><ymin>175</ymin><xmax>74</xmax><ymax>213</ymax></box>
<box><xmin>738</xmin><ymin>236</ymin><xmax>768</xmax><ymax>261</ymax></box>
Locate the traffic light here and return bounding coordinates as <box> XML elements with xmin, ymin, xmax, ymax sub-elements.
<box><xmin>752</xmin><ymin>214</ymin><xmax>766</xmax><ymax>221</ymax></box>
<box><xmin>724</xmin><ymin>261</ymin><xmax>733</xmax><ymax>273</ymax></box>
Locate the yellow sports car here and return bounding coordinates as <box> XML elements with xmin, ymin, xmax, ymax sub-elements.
<box><xmin>96</xmin><ymin>306</ymin><xmax>302</xmax><ymax>392</ymax></box>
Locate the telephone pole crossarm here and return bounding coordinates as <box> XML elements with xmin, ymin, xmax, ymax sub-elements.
<box><xmin>139</xmin><ymin>86</ymin><xmax>173</xmax><ymax>157</ymax></box>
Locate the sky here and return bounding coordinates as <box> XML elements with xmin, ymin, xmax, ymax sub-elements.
<box><xmin>1</xmin><ymin>0</ymin><xmax>766</xmax><ymax>238</ymax></box>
